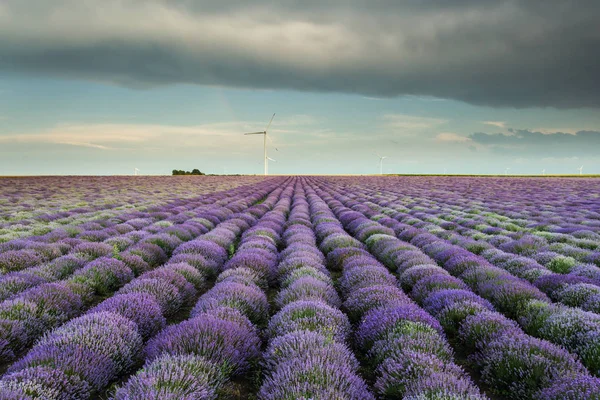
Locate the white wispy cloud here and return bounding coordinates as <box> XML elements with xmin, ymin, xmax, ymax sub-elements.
<box><xmin>435</xmin><ymin>132</ymin><xmax>471</xmax><ymax>143</ymax></box>
<box><xmin>532</xmin><ymin>127</ymin><xmax>579</xmax><ymax>135</ymax></box>
<box><xmin>482</xmin><ymin>121</ymin><xmax>507</xmax><ymax>128</ymax></box>
<box><xmin>382</xmin><ymin>114</ymin><xmax>448</xmax><ymax>130</ymax></box>
<box><xmin>0</xmin><ymin>121</ymin><xmax>258</xmax><ymax>150</ymax></box>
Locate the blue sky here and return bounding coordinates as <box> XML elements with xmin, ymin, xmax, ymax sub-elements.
<box><xmin>1</xmin><ymin>1</ymin><xmax>599</xmax><ymax>175</ymax></box>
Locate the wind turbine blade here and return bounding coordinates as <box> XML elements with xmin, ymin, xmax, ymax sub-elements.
<box><xmin>265</xmin><ymin>134</ymin><xmax>280</xmax><ymax>151</ymax></box>
<box><xmin>265</xmin><ymin>113</ymin><xmax>276</xmax><ymax>133</ymax></box>
<box><xmin>244</xmin><ymin>132</ymin><xmax>265</xmax><ymax>135</ymax></box>
<box><xmin>267</xmin><ymin>157</ymin><xmax>276</xmax><ymax>162</ymax></box>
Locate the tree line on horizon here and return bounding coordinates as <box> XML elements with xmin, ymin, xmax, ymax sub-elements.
<box><xmin>172</xmin><ymin>169</ymin><xmax>205</xmax><ymax>175</ymax></box>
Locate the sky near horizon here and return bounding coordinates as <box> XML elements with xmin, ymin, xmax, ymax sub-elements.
<box><xmin>1</xmin><ymin>1</ymin><xmax>599</xmax><ymax>175</ymax></box>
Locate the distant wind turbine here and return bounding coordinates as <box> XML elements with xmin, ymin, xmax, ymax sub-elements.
<box><xmin>578</xmin><ymin>165</ymin><xmax>584</xmax><ymax>175</ymax></box>
<box><xmin>542</xmin><ymin>169</ymin><xmax>546</xmax><ymax>176</ymax></box>
<box><xmin>244</xmin><ymin>113</ymin><xmax>276</xmax><ymax>176</ymax></box>
<box><xmin>376</xmin><ymin>154</ymin><xmax>388</xmax><ymax>175</ymax></box>
<box><xmin>134</xmin><ymin>168</ymin><xmax>140</xmax><ymax>176</ymax></box>
<box><xmin>504</xmin><ymin>167</ymin><xmax>510</xmax><ymax>176</ymax></box>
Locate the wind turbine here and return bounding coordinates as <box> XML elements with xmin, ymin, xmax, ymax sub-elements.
<box><xmin>376</xmin><ymin>154</ymin><xmax>388</xmax><ymax>175</ymax></box>
<box><xmin>504</xmin><ymin>167</ymin><xmax>510</xmax><ymax>176</ymax></box>
<box><xmin>578</xmin><ymin>165</ymin><xmax>583</xmax><ymax>175</ymax></box>
<box><xmin>541</xmin><ymin>169</ymin><xmax>546</xmax><ymax>176</ymax></box>
<box><xmin>244</xmin><ymin>113</ymin><xmax>276</xmax><ymax>176</ymax></box>
<box><xmin>134</xmin><ymin>168</ymin><xmax>140</xmax><ymax>176</ymax></box>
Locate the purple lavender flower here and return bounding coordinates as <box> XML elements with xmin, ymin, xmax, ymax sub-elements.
<box><xmin>36</xmin><ymin>312</ymin><xmax>143</xmax><ymax>374</ymax></box>
<box><xmin>71</xmin><ymin>242</ymin><xmax>114</xmax><ymax>260</ymax></box>
<box><xmin>280</xmin><ymin>266</ymin><xmax>332</xmax><ymax>289</ymax></box>
<box><xmin>113</xmin><ymin>354</ymin><xmax>224</xmax><ymax>400</ymax></box>
<box><xmin>0</xmin><ymin>299</ymin><xmax>45</xmax><ymax>351</ymax></box>
<box><xmin>128</xmin><ymin>243</ymin><xmax>167</xmax><ymax>267</ymax></box>
<box><xmin>258</xmin><ymin>356</ymin><xmax>374</xmax><ymax>400</ymax></box>
<box><xmin>165</xmin><ymin>262</ymin><xmax>207</xmax><ymax>291</ymax></box>
<box><xmin>70</xmin><ymin>257</ymin><xmax>133</xmax><ymax>296</ymax></box>
<box><xmin>192</xmin><ymin>281</ymin><xmax>268</xmax><ymax>325</ymax></box>
<box><xmin>9</xmin><ymin>343</ymin><xmax>116</xmax><ymax>391</ymax></box>
<box><xmin>403</xmin><ymin>370</ymin><xmax>487</xmax><ymax>400</ymax></box>
<box><xmin>0</xmin><ymin>250</ymin><xmax>43</xmax><ymax>274</ymax></box>
<box><xmin>168</xmin><ymin>253</ymin><xmax>219</xmax><ymax>277</ymax></box>
<box><xmin>343</xmin><ymin>285</ymin><xmax>410</xmax><ymax>322</ymax></box>
<box><xmin>104</xmin><ymin>236</ymin><xmax>135</xmax><ymax>252</ymax></box>
<box><xmin>275</xmin><ymin>276</ymin><xmax>341</xmax><ymax>309</ymax></box>
<box><xmin>223</xmin><ymin>250</ymin><xmax>276</xmax><ymax>282</ymax></box>
<box><xmin>479</xmin><ymin>334</ymin><xmax>587</xmax><ymax>398</ymax></box>
<box><xmin>42</xmin><ymin>254</ymin><xmax>87</xmax><ymax>280</ymax></box>
<box><xmin>262</xmin><ymin>330</ymin><xmax>360</xmax><ymax>373</ymax></box>
<box><xmin>458</xmin><ymin>311</ymin><xmax>522</xmax><ymax>353</ymax></box>
<box><xmin>119</xmin><ymin>253</ymin><xmax>151</xmax><ymax>276</ymax></box>
<box><xmin>356</xmin><ymin>304</ymin><xmax>444</xmax><ymax>350</ymax></box>
<box><xmin>0</xmin><ymin>273</ymin><xmax>47</xmax><ymax>301</ymax></box>
<box><xmin>117</xmin><ymin>278</ymin><xmax>182</xmax><ymax>317</ymax></box>
<box><xmin>368</xmin><ymin>325</ymin><xmax>454</xmax><ymax>367</ymax></box>
<box><xmin>324</xmin><ymin>246</ymin><xmax>369</xmax><ymax>270</ymax></box>
<box><xmin>339</xmin><ymin>265</ymin><xmax>397</xmax><ymax>294</ymax></box>
<box><xmin>411</xmin><ymin>275</ymin><xmax>468</xmax><ymax>303</ymax></box>
<box><xmin>422</xmin><ymin>289</ymin><xmax>494</xmax><ymax>317</ymax></box>
<box><xmin>88</xmin><ymin>293</ymin><xmax>166</xmax><ymax>340</ymax></box>
<box><xmin>537</xmin><ymin>376</ymin><xmax>600</xmax><ymax>400</ymax></box>
<box><xmin>399</xmin><ymin>265</ymin><xmax>450</xmax><ymax>292</ymax></box>
<box><xmin>140</xmin><ymin>233</ymin><xmax>183</xmax><ymax>255</ymax></box>
<box><xmin>144</xmin><ymin>314</ymin><xmax>260</xmax><ymax>375</ymax></box>
<box><xmin>554</xmin><ymin>283</ymin><xmax>600</xmax><ymax>308</ymax></box>
<box><xmin>276</xmin><ymin>257</ymin><xmax>329</xmax><ymax>278</ymax></box>
<box><xmin>374</xmin><ymin>350</ymin><xmax>467</xmax><ymax>398</ymax></box>
<box><xmin>268</xmin><ymin>300</ymin><xmax>351</xmax><ymax>342</ymax></box>
<box><xmin>0</xmin><ymin>366</ymin><xmax>90</xmax><ymax>400</ymax></box>
<box><xmin>20</xmin><ymin>283</ymin><xmax>83</xmax><ymax>326</ymax></box>
<box><xmin>216</xmin><ymin>266</ymin><xmax>268</xmax><ymax>290</ymax></box>
<box><xmin>140</xmin><ymin>268</ymin><xmax>197</xmax><ymax>304</ymax></box>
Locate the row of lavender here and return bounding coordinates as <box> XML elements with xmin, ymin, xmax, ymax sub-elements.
<box><xmin>258</xmin><ymin>182</ymin><xmax>373</xmax><ymax>399</ymax></box>
<box><xmin>304</xmin><ymin>182</ymin><xmax>488</xmax><ymax>399</ymax></box>
<box><xmin>112</xmin><ymin>180</ymin><xmax>293</xmax><ymax>398</ymax></box>
<box><xmin>317</xmin><ymin>177</ymin><xmax>600</xmax><ymax>378</ymax></box>
<box><xmin>345</xmin><ymin>178</ymin><xmax>600</xmax><ymax>292</ymax></box>
<box><xmin>0</xmin><ymin>179</ymin><xmax>281</xmax><ymax>364</ymax></box>
<box><xmin>0</xmin><ymin>176</ymin><xmax>262</xmax><ymax>242</ymax></box>
<box><xmin>0</xmin><ymin>178</ymin><xmax>289</xmax><ymax>398</ymax></box>
<box><xmin>309</xmin><ymin>177</ymin><xmax>600</xmax><ymax>398</ymax></box>
<box><xmin>1</xmin><ymin>176</ymin><xmax>599</xmax><ymax>399</ymax></box>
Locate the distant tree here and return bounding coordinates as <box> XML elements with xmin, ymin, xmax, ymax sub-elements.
<box><xmin>172</xmin><ymin>169</ymin><xmax>204</xmax><ymax>176</ymax></box>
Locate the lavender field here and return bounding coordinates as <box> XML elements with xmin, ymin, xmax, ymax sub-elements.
<box><xmin>1</xmin><ymin>176</ymin><xmax>600</xmax><ymax>399</ymax></box>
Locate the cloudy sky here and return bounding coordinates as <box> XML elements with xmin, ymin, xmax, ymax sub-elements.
<box><xmin>1</xmin><ymin>0</ymin><xmax>599</xmax><ymax>175</ymax></box>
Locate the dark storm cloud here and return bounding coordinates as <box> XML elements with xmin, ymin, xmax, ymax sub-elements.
<box><xmin>469</xmin><ymin>130</ymin><xmax>600</xmax><ymax>157</ymax></box>
<box><xmin>1</xmin><ymin>0</ymin><xmax>599</xmax><ymax>108</ymax></box>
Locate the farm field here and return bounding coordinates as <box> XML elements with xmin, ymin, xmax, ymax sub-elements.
<box><xmin>1</xmin><ymin>176</ymin><xmax>600</xmax><ymax>399</ymax></box>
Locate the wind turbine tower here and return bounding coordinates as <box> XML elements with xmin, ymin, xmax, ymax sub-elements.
<box><xmin>244</xmin><ymin>114</ymin><xmax>276</xmax><ymax>176</ymax></box>
<box><xmin>578</xmin><ymin>165</ymin><xmax>584</xmax><ymax>175</ymax></box>
<box><xmin>542</xmin><ymin>169</ymin><xmax>545</xmax><ymax>176</ymax></box>
<box><xmin>134</xmin><ymin>168</ymin><xmax>140</xmax><ymax>176</ymax></box>
<box><xmin>377</xmin><ymin>154</ymin><xmax>388</xmax><ymax>175</ymax></box>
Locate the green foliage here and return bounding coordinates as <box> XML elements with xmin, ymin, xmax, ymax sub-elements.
<box><xmin>172</xmin><ymin>169</ymin><xmax>205</xmax><ymax>175</ymax></box>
